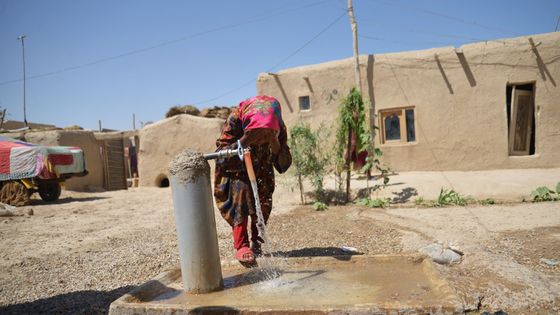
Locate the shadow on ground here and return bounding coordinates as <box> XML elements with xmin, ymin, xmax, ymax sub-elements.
<box><xmin>0</xmin><ymin>285</ymin><xmax>135</xmax><ymax>315</ymax></box>
<box><xmin>30</xmin><ymin>196</ymin><xmax>109</xmax><ymax>206</ymax></box>
<box><xmin>271</xmin><ymin>247</ymin><xmax>363</xmax><ymax>260</ymax></box>
<box><xmin>391</xmin><ymin>187</ymin><xmax>418</xmax><ymax>204</ymax></box>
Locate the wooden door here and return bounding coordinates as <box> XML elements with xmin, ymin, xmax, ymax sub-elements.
<box><xmin>103</xmin><ymin>139</ymin><xmax>127</xmax><ymax>190</ymax></box>
<box><xmin>508</xmin><ymin>88</ymin><xmax>534</xmax><ymax>156</ymax></box>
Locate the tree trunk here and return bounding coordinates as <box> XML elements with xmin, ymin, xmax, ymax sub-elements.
<box><xmin>345</xmin><ymin>124</ymin><xmax>352</xmax><ymax>203</ymax></box>
<box><xmin>298</xmin><ymin>174</ymin><xmax>304</xmax><ymax>205</ymax></box>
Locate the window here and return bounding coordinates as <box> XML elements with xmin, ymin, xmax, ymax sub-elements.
<box><xmin>379</xmin><ymin>107</ymin><xmax>416</xmax><ymax>144</ymax></box>
<box><xmin>299</xmin><ymin>96</ymin><xmax>310</xmax><ymax>111</ymax></box>
<box><xmin>506</xmin><ymin>83</ymin><xmax>535</xmax><ymax>156</ymax></box>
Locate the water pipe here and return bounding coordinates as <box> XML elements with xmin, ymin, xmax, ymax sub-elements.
<box><xmin>203</xmin><ymin>140</ymin><xmax>244</xmax><ymax>161</ymax></box>
<box><xmin>168</xmin><ymin>150</ymin><xmax>223</xmax><ymax>294</ymax></box>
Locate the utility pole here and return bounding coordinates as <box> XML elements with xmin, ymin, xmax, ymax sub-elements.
<box><xmin>344</xmin><ymin>0</ymin><xmax>362</xmax><ymax>202</ymax></box>
<box><xmin>132</xmin><ymin>113</ymin><xmax>136</xmax><ymax>130</ymax></box>
<box><xmin>0</xmin><ymin>109</ymin><xmax>6</xmax><ymax>130</ymax></box>
<box><xmin>347</xmin><ymin>0</ymin><xmax>361</xmax><ymax>92</ymax></box>
<box><xmin>17</xmin><ymin>35</ymin><xmax>28</xmax><ymax>127</ymax></box>
<box><xmin>555</xmin><ymin>16</ymin><xmax>560</xmax><ymax>32</ymax></box>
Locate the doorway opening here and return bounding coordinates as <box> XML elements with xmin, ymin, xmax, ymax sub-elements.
<box><xmin>506</xmin><ymin>83</ymin><xmax>535</xmax><ymax>156</ymax></box>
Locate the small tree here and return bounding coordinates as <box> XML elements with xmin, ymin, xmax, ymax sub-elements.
<box><xmin>335</xmin><ymin>88</ymin><xmax>390</xmax><ymax>202</ymax></box>
<box><xmin>289</xmin><ymin>122</ymin><xmax>329</xmax><ymax>204</ymax></box>
<box><xmin>335</xmin><ymin>88</ymin><xmax>369</xmax><ymax>202</ymax></box>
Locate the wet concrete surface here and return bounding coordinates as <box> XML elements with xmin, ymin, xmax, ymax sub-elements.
<box><xmin>109</xmin><ymin>255</ymin><xmax>463</xmax><ymax>314</ymax></box>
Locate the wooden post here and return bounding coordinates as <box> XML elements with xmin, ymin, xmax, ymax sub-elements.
<box><xmin>0</xmin><ymin>109</ymin><xmax>6</xmax><ymax>130</ymax></box>
<box><xmin>348</xmin><ymin>0</ymin><xmax>361</xmax><ymax>92</ymax></box>
<box><xmin>344</xmin><ymin>0</ymin><xmax>361</xmax><ymax>202</ymax></box>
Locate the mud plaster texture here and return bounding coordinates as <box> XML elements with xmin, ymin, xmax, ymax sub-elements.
<box><xmin>168</xmin><ymin>149</ymin><xmax>209</xmax><ymax>183</ymax></box>
<box><xmin>257</xmin><ymin>31</ymin><xmax>560</xmax><ymax>171</ymax></box>
<box><xmin>138</xmin><ymin>114</ymin><xmax>224</xmax><ymax>187</ymax></box>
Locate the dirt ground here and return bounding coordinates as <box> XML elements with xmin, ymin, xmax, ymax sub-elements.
<box><xmin>0</xmin><ymin>187</ymin><xmax>559</xmax><ymax>314</ymax></box>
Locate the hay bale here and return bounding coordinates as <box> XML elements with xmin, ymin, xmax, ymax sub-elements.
<box><xmin>200</xmin><ymin>106</ymin><xmax>231</xmax><ymax>119</ymax></box>
<box><xmin>165</xmin><ymin>105</ymin><xmax>200</xmax><ymax>118</ymax></box>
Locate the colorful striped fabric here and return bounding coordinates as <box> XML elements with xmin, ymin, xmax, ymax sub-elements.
<box><xmin>0</xmin><ymin>136</ymin><xmax>85</xmax><ymax>181</ymax></box>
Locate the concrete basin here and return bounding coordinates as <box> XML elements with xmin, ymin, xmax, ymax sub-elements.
<box><xmin>109</xmin><ymin>255</ymin><xmax>463</xmax><ymax>314</ymax></box>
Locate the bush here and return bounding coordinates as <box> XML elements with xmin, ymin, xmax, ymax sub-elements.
<box><xmin>479</xmin><ymin>198</ymin><xmax>496</xmax><ymax>205</ymax></box>
<box><xmin>289</xmin><ymin>122</ymin><xmax>330</xmax><ymax>204</ymax></box>
<box><xmin>313</xmin><ymin>201</ymin><xmax>328</xmax><ymax>211</ymax></box>
<box><xmin>436</xmin><ymin>188</ymin><xmax>467</xmax><ymax>206</ymax></box>
<box><xmin>357</xmin><ymin>197</ymin><xmax>390</xmax><ymax>208</ymax></box>
<box><xmin>530</xmin><ymin>183</ymin><xmax>560</xmax><ymax>202</ymax></box>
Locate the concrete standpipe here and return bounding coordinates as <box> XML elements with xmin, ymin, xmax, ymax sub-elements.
<box><xmin>168</xmin><ymin>149</ymin><xmax>224</xmax><ymax>294</ymax></box>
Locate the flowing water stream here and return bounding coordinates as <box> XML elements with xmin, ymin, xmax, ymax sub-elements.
<box><xmin>248</xmin><ymin>176</ymin><xmax>284</xmax><ymax>282</ymax></box>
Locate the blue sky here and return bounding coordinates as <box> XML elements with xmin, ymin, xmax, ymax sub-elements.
<box><xmin>1</xmin><ymin>0</ymin><xmax>558</xmax><ymax>130</ymax></box>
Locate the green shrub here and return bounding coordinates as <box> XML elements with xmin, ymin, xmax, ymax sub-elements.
<box><xmin>313</xmin><ymin>201</ymin><xmax>328</xmax><ymax>211</ymax></box>
<box><xmin>530</xmin><ymin>183</ymin><xmax>560</xmax><ymax>202</ymax></box>
<box><xmin>480</xmin><ymin>198</ymin><xmax>496</xmax><ymax>205</ymax></box>
<box><xmin>357</xmin><ymin>197</ymin><xmax>390</xmax><ymax>208</ymax></box>
<box><xmin>436</xmin><ymin>188</ymin><xmax>467</xmax><ymax>206</ymax></box>
<box><xmin>289</xmin><ymin>122</ymin><xmax>330</xmax><ymax>204</ymax></box>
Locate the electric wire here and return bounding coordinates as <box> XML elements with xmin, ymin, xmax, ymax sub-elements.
<box><xmin>359</xmin><ymin>34</ymin><xmax>449</xmax><ymax>47</ymax></box>
<box><xmin>0</xmin><ymin>0</ymin><xmax>334</xmax><ymax>86</ymax></box>
<box><xmin>192</xmin><ymin>12</ymin><xmax>347</xmax><ymax>105</ymax></box>
<box><xmin>359</xmin><ymin>19</ymin><xmax>516</xmax><ymax>46</ymax></box>
<box><xmin>367</xmin><ymin>0</ymin><xmax>518</xmax><ymax>37</ymax></box>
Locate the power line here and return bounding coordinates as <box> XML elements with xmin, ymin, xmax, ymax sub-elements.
<box><xmin>359</xmin><ymin>34</ymin><xmax>449</xmax><ymax>47</ymax></box>
<box><xmin>359</xmin><ymin>19</ymin><xmax>517</xmax><ymax>46</ymax></box>
<box><xmin>192</xmin><ymin>12</ymin><xmax>347</xmax><ymax>105</ymax></box>
<box><xmin>267</xmin><ymin>12</ymin><xmax>347</xmax><ymax>72</ymax></box>
<box><xmin>360</xmin><ymin>19</ymin><xmax>486</xmax><ymax>42</ymax></box>
<box><xmin>368</xmin><ymin>0</ymin><xmax>518</xmax><ymax>37</ymax></box>
<box><xmin>0</xmin><ymin>0</ymin><xmax>334</xmax><ymax>86</ymax></box>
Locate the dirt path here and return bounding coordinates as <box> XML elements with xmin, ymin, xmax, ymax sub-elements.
<box><xmin>359</xmin><ymin>203</ymin><xmax>560</xmax><ymax>312</ymax></box>
<box><xmin>0</xmin><ymin>188</ymin><xmax>558</xmax><ymax>314</ymax></box>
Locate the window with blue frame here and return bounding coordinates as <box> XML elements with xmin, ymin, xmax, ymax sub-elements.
<box><xmin>379</xmin><ymin>107</ymin><xmax>416</xmax><ymax>144</ymax></box>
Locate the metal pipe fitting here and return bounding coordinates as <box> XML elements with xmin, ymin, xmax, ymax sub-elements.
<box><xmin>203</xmin><ymin>140</ymin><xmax>244</xmax><ymax>161</ymax></box>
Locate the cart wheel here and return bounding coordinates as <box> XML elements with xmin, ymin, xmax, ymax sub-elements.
<box><xmin>0</xmin><ymin>181</ymin><xmax>32</xmax><ymax>206</ymax></box>
<box><xmin>38</xmin><ymin>181</ymin><xmax>61</xmax><ymax>202</ymax></box>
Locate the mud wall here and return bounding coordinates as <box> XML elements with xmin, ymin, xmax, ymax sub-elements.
<box><xmin>257</xmin><ymin>32</ymin><xmax>560</xmax><ymax>171</ymax></box>
<box><xmin>138</xmin><ymin>114</ymin><xmax>224</xmax><ymax>187</ymax></box>
<box><xmin>24</xmin><ymin>130</ymin><xmax>105</xmax><ymax>190</ymax></box>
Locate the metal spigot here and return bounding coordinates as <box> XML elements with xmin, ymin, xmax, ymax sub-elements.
<box><xmin>203</xmin><ymin>140</ymin><xmax>244</xmax><ymax>161</ymax></box>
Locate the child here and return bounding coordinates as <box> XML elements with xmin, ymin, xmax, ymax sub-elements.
<box><xmin>213</xmin><ymin>95</ymin><xmax>291</xmax><ymax>265</ymax></box>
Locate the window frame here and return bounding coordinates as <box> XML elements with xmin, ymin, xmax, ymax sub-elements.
<box><xmin>378</xmin><ymin>106</ymin><xmax>417</xmax><ymax>145</ymax></box>
<box><xmin>298</xmin><ymin>95</ymin><xmax>311</xmax><ymax>112</ymax></box>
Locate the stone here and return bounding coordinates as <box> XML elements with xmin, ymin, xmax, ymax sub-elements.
<box><xmin>540</xmin><ymin>258</ymin><xmax>559</xmax><ymax>267</ymax></box>
<box><xmin>420</xmin><ymin>243</ymin><xmax>462</xmax><ymax>265</ymax></box>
